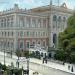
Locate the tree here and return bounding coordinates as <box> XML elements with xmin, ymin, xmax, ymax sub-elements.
<box><xmin>70</xmin><ymin>52</ymin><xmax>75</xmax><ymax>63</ymax></box>
<box><xmin>58</xmin><ymin>11</ymin><xmax>75</xmax><ymax>63</ymax></box>
<box><xmin>24</xmin><ymin>51</ymin><xmax>29</xmax><ymax>58</ymax></box>
<box><xmin>16</xmin><ymin>50</ymin><xmax>21</xmax><ymax>58</ymax></box>
<box><xmin>16</xmin><ymin>50</ymin><xmax>21</xmax><ymax>68</ymax></box>
<box><xmin>54</xmin><ymin>50</ymin><xmax>65</xmax><ymax>61</ymax></box>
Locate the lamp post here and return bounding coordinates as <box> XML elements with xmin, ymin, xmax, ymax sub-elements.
<box><xmin>56</xmin><ymin>0</ymin><xmax>60</xmax><ymax>49</ymax></box>
<box><xmin>24</xmin><ymin>50</ymin><xmax>29</xmax><ymax>75</ymax></box>
<box><xmin>3</xmin><ymin>41</ymin><xmax>6</xmax><ymax>65</ymax></box>
<box><xmin>11</xmin><ymin>49</ymin><xmax>12</xmax><ymax>58</ymax></box>
<box><xmin>4</xmin><ymin>49</ymin><xmax>5</xmax><ymax>65</ymax></box>
<box><xmin>27</xmin><ymin>58</ymin><xmax>29</xmax><ymax>75</ymax></box>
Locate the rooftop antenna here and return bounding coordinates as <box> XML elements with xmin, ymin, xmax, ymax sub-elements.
<box><xmin>58</xmin><ymin>0</ymin><xmax>59</xmax><ymax>6</ymax></box>
<box><xmin>48</xmin><ymin>0</ymin><xmax>53</xmax><ymax>47</ymax></box>
<box><xmin>56</xmin><ymin>0</ymin><xmax>60</xmax><ymax>49</ymax></box>
<box><xmin>50</xmin><ymin>0</ymin><xmax>52</xmax><ymax>5</ymax></box>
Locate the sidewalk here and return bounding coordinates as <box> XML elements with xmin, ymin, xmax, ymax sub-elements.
<box><xmin>30</xmin><ymin>58</ymin><xmax>75</xmax><ymax>74</ymax></box>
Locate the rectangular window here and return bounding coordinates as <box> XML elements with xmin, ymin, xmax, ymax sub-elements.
<box><xmin>43</xmin><ymin>19</ymin><xmax>46</xmax><ymax>28</ymax></box>
<box><xmin>26</xmin><ymin>42</ymin><xmax>30</xmax><ymax>48</ymax></box>
<box><xmin>38</xmin><ymin>19</ymin><xmax>41</xmax><ymax>28</ymax></box>
<box><xmin>20</xmin><ymin>31</ymin><xmax>23</xmax><ymax>37</ymax></box>
<box><xmin>36</xmin><ymin>32</ymin><xmax>37</xmax><ymax>37</ymax></box>
<box><xmin>5</xmin><ymin>32</ymin><xmax>6</xmax><ymax>36</ymax></box>
<box><xmin>43</xmin><ymin>41</ymin><xmax>46</xmax><ymax>47</ymax></box>
<box><xmin>32</xmin><ymin>32</ymin><xmax>35</xmax><ymax>37</ymax></box>
<box><xmin>4</xmin><ymin>19</ymin><xmax>6</xmax><ymax>27</ymax></box>
<box><xmin>12</xmin><ymin>32</ymin><xmax>13</xmax><ymax>36</ymax></box>
<box><xmin>32</xmin><ymin>18</ymin><xmax>36</xmax><ymax>27</ymax></box>
<box><xmin>20</xmin><ymin>41</ymin><xmax>24</xmax><ymax>49</ymax></box>
<box><xmin>1</xmin><ymin>19</ymin><xmax>4</xmax><ymax>28</ymax></box>
<box><xmin>2</xmin><ymin>32</ymin><xmax>3</xmax><ymax>36</ymax></box>
<box><xmin>8</xmin><ymin>42</ymin><xmax>9</xmax><ymax>47</ymax></box>
<box><xmin>27</xmin><ymin>31</ymin><xmax>29</xmax><ymax>37</ymax></box>
<box><xmin>7</xmin><ymin>18</ymin><xmax>10</xmax><ymax>27</ymax></box>
<box><xmin>43</xmin><ymin>32</ymin><xmax>45</xmax><ymax>36</ymax></box>
<box><xmin>19</xmin><ymin>17</ymin><xmax>24</xmax><ymax>27</ymax></box>
<box><xmin>11</xmin><ymin>22</ymin><xmax>13</xmax><ymax>27</ymax></box>
<box><xmin>26</xmin><ymin>17</ymin><xmax>30</xmax><ymax>28</ymax></box>
<box><xmin>8</xmin><ymin>32</ymin><xmax>9</xmax><ymax>36</ymax></box>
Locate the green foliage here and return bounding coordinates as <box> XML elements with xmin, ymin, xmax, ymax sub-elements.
<box><xmin>0</xmin><ymin>63</ymin><xmax>2</xmax><ymax>69</ymax></box>
<box><xmin>29</xmin><ymin>51</ymin><xmax>41</xmax><ymax>59</ymax></box>
<box><xmin>29</xmin><ymin>52</ymin><xmax>35</xmax><ymax>57</ymax></box>
<box><xmin>54</xmin><ymin>50</ymin><xmax>65</xmax><ymax>61</ymax></box>
<box><xmin>62</xmin><ymin>39</ymin><xmax>69</xmax><ymax>50</ymax></box>
<box><xmin>57</xmin><ymin>11</ymin><xmax>75</xmax><ymax>63</ymax></box>
<box><xmin>59</xmin><ymin>11</ymin><xmax>75</xmax><ymax>50</ymax></box>
<box><xmin>2</xmin><ymin>65</ymin><xmax>7</xmax><ymax>71</ymax></box>
<box><xmin>24</xmin><ymin>51</ymin><xmax>29</xmax><ymax>58</ymax></box>
<box><xmin>70</xmin><ymin>52</ymin><xmax>75</xmax><ymax>63</ymax></box>
<box><xmin>67</xmin><ymin>12</ymin><xmax>75</xmax><ymax>27</ymax></box>
<box><xmin>13</xmin><ymin>69</ymin><xmax>22</xmax><ymax>75</ymax></box>
<box><xmin>16</xmin><ymin>50</ymin><xmax>21</xmax><ymax>57</ymax></box>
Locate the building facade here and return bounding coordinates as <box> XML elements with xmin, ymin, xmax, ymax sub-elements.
<box><xmin>0</xmin><ymin>3</ymin><xmax>72</xmax><ymax>53</ymax></box>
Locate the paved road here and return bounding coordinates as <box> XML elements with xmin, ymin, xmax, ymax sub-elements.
<box><xmin>0</xmin><ymin>51</ymin><xmax>75</xmax><ymax>75</ymax></box>
<box><xmin>30</xmin><ymin>58</ymin><xmax>75</xmax><ymax>74</ymax></box>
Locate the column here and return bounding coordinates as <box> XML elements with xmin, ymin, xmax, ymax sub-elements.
<box><xmin>6</xmin><ymin>17</ymin><xmax>7</xmax><ymax>28</ymax></box>
<box><xmin>24</xmin><ymin>38</ymin><xmax>26</xmax><ymax>50</ymax></box>
<box><xmin>31</xmin><ymin>17</ymin><xmax>32</xmax><ymax>28</ymax></box>
<box><xmin>46</xmin><ymin>18</ymin><xmax>47</xmax><ymax>28</ymax></box>
<box><xmin>24</xmin><ymin>16</ymin><xmax>26</xmax><ymax>28</ymax></box>
<box><xmin>41</xmin><ymin>18</ymin><xmax>43</xmax><ymax>28</ymax></box>
<box><xmin>36</xmin><ymin>18</ymin><xmax>38</xmax><ymax>28</ymax></box>
<box><xmin>49</xmin><ymin>14</ymin><xmax>53</xmax><ymax>47</ymax></box>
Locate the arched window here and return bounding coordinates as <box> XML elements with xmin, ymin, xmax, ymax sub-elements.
<box><xmin>58</xmin><ymin>16</ymin><xmax>61</xmax><ymax>28</ymax></box>
<box><xmin>63</xmin><ymin>17</ymin><xmax>66</xmax><ymax>22</ymax></box>
<box><xmin>53</xmin><ymin>15</ymin><xmax>57</xmax><ymax>21</ymax></box>
<box><xmin>53</xmin><ymin>15</ymin><xmax>57</xmax><ymax>28</ymax></box>
<box><xmin>53</xmin><ymin>33</ymin><xmax>57</xmax><ymax>45</ymax></box>
<box><xmin>58</xmin><ymin>16</ymin><xmax>61</xmax><ymax>22</ymax></box>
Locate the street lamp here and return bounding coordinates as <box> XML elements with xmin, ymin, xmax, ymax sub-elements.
<box><xmin>4</xmin><ymin>49</ymin><xmax>5</xmax><ymax>65</ymax></box>
<box><xmin>3</xmin><ymin>41</ymin><xmax>6</xmax><ymax>65</ymax></box>
<box><xmin>11</xmin><ymin>49</ymin><xmax>12</xmax><ymax>58</ymax></box>
<box><xmin>23</xmin><ymin>50</ymin><xmax>29</xmax><ymax>75</ymax></box>
<box><xmin>27</xmin><ymin>58</ymin><xmax>29</xmax><ymax>75</ymax></box>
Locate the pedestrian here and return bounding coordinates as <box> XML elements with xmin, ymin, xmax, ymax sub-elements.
<box><xmin>45</xmin><ymin>56</ymin><xmax>47</xmax><ymax>64</ymax></box>
<box><xmin>68</xmin><ymin>65</ymin><xmax>70</xmax><ymax>70</ymax></box>
<box><xmin>71</xmin><ymin>66</ymin><xmax>74</xmax><ymax>72</ymax></box>
<box><xmin>42</xmin><ymin>58</ymin><xmax>44</xmax><ymax>64</ymax></box>
<box><xmin>45</xmin><ymin>59</ymin><xmax>47</xmax><ymax>64</ymax></box>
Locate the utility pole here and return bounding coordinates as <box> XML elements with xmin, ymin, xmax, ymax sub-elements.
<box><xmin>4</xmin><ymin>49</ymin><xmax>5</xmax><ymax>65</ymax></box>
<box><xmin>56</xmin><ymin>0</ymin><xmax>60</xmax><ymax>49</ymax></box>
<box><xmin>58</xmin><ymin>0</ymin><xmax>59</xmax><ymax>6</ymax></box>
<box><xmin>48</xmin><ymin>0</ymin><xmax>52</xmax><ymax>47</ymax></box>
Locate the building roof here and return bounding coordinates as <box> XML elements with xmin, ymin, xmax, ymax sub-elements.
<box><xmin>0</xmin><ymin>3</ymin><xmax>73</xmax><ymax>16</ymax></box>
<box><xmin>30</xmin><ymin>3</ymin><xmax>73</xmax><ymax>14</ymax></box>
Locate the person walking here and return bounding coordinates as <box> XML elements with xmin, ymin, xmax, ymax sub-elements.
<box><xmin>71</xmin><ymin>66</ymin><xmax>74</xmax><ymax>72</ymax></box>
